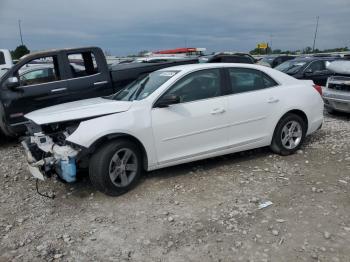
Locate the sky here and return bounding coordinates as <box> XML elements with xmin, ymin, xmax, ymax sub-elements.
<box><xmin>0</xmin><ymin>0</ymin><xmax>349</xmax><ymax>56</ymax></box>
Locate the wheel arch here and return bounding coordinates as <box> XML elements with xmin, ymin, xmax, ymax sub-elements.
<box><xmin>85</xmin><ymin>133</ymin><xmax>149</xmax><ymax>170</ymax></box>
<box><xmin>272</xmin><ymin>109</ymin><xmax>309</xmax><ymax>139</ymax></box>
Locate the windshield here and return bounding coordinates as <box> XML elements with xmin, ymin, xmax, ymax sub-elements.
<box><xmin>260</xmin><ymin>57</ymin><xmax>275</xmax><ymax>65</ymax></box>
<box><xmin>275</xmin><ymin>60</ymin><xmax>307</xmax><ymax>74</ymax></box>
<box><xmin>112</xmin><ymin>70</ymin><xmax>179</xmax><ymax>101</ymax></box>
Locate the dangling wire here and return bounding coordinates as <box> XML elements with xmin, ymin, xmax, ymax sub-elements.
<box><xmin>35</xmin><ymin>179</ymin><xmax>55</xmax><ymax>199</ymax></box>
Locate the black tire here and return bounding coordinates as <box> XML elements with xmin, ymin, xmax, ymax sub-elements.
<box><xmin>270</xmin><ymin>113</ymin><xmax>307</xmax><ymax>156</ymax></box>
<box><xmin>89</xmin><ymin>139</ymin><xmax>142</xmax><ymax>196</ymax></box>
<box><xmin>326</xmin><ymin>108</ymin><xmax>336</xmax><ymax>115</ymax></box>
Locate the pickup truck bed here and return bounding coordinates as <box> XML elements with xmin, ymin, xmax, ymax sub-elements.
<box><xmin>110</xmin><ymin>59</ymin><xmax>198</xmax><ymax>90</ymax></box>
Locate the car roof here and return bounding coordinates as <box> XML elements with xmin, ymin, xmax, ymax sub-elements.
<box><xmin>159</xmin><ymin>63</ymin><xmax>299</xmax><ymax>85</ymax></box>
<box><xmin>293</xmin><ymin>56</ymin><xmax>339</xmax><ymax>62</ymax></box>
<box><xmin>159</xmin><ymin>63</ymin><xmax>277</xmax><ymax>73</ymax></box>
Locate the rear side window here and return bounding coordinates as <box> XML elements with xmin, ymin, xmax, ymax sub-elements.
<box><xmin>228</xmin><ymin>68</ymin><xmax>278</xmax><ymax>94</ymax></box>
<box><xmin>0</xmin><ymin>51</ymin><xmax>5</xmax><ymax>65</ymax></box>
<box><xmin>67</xmin><ymin>52</ymin><xmax>99</xmax><ymax>78</ymax></box>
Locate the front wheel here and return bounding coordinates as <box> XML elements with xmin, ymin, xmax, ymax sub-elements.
<box><xmin>89</xmin><ymin>139</ymin><xmax>142</xmax><ymax>196</ymax></box>
<box><xmin>270</xmin><ymin>113</ymin><xmax>307</xmax><ymax>156</ymax></box>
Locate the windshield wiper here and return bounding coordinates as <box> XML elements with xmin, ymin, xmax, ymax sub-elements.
<box><xmin>129</xmin><ymin>76</ymin><xmax>150</xmax><ymax>101</ymax></box>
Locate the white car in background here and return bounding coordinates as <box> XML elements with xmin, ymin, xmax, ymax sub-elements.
<box><xmin>22</xmin><ymin>64</ymin><xmax>324</xmax><ymax>196</ymax></box>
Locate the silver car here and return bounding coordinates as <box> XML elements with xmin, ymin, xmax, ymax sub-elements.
<box><xmin>323</xmin><ymin>61</ymin><xmax>350</xmax><ymax>113</ymax></box>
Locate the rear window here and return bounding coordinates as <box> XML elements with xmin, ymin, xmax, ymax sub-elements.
<box><xmin>0</xmin><ymin>51</ymin><xmax>5</xmax><ymax>65</ymax></box>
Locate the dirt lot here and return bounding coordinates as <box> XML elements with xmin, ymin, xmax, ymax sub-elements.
<box><xmin>0</xmin><ymin>113</ymin><xmax>349</xmax><ymax>262</ymax></box>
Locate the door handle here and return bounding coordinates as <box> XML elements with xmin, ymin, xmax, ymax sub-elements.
<box><xmin>94</xmin><ymin>81</ymin><xmax>108</xmax><ymax>86</ymax></box>
<box><xmin>51</xmin><ymin>88</ymin><xmax>67</xmax><ymax>93</ymax></box>
<box><xmin>268</xmin><ymin>97</ymin><xmax>279</xmax><ymax>104</ymax></box>
<box><xmin>211</xmin><ymin>108</ymin><xmax>226</xmax><ymax>115</ymax></box>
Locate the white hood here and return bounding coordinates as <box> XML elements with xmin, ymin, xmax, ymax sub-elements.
<box><xmin>25</xmin><ymin>97</ymin><xmax>132</xmax><ymax>125</ymax></box>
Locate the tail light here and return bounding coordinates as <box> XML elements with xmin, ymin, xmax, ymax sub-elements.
<box><xmin>313</xmin><ymin>84</ymin><xmax>322</xmax><ymax>96</ymax></box>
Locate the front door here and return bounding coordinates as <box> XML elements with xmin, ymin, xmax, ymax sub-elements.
<box><xmin>3</xmin><ymin>55</ymin><xmax>68</xmax><ymax>127</ymax></box>
<box><xmin>304</xmin><ymin>60</ymin><xmax>331</xmax><ymax>86</ymax></box>
<box><xmin>151</xmin><ymin>68</ymin><xmax>229</xmax><ymax>165</ymax></box>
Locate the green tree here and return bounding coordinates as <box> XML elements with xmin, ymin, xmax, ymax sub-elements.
<box><xmin>11</xmin><ymin>45</ymin><xmax>30</xmax><ymax>60</ymax></box>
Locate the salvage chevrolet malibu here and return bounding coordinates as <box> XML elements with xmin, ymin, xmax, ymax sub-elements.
<box><xmin>22</xmin><ymin>64</ymin><xmax>324</xmax><ymax>196</ymax></box>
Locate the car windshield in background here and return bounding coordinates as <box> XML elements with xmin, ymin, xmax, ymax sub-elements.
<box><xmin>112</xmin><ymin>70</ymin><xmax>179</xmax><ymax>101</ymax></box>
<box><xmin>275</xmin><ymin>60</ymin><xmax>307</xmax><ymax>74</ymax></box>
<box><xmin>260</xmin><ymin>57</ymin><xmax>274</xmax><ymax>65</ymax></box>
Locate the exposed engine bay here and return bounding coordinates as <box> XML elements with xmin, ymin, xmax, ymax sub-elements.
<box><xmin>22</xmin><ymin>120</ymin><xmax>82</xmax><ymax>182</ymax></box>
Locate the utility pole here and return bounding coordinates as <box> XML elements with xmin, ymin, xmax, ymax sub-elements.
<box><xmin>18</xmin><ymin>19</ymin><xmax>24</xmax><ymax>46</ymax></box>
<box><xmin>269</xmin><ymin>34</ymin><xmax>273</xmax><ymax>54</ymax></box>
<box><xmin>312</xmin><ymin>16</ymin><xmax>319</xmax><ymax>53</ymax></box>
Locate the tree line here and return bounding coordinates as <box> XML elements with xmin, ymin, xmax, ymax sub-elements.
<box><xmin>249</xmin><ymin>46</ymin><xmax>349</xmax><ymax>55</ymax></box>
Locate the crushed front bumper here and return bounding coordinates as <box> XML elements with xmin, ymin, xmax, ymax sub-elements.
<box><xmin>21</xmin><ymin>139</ymin><xmax>55</xmax><ymax>181</ymax></box>
<box><xmin>21</xmin><ymin>134</ymin><xmax>79</xmax><ymax>182</ymax></box>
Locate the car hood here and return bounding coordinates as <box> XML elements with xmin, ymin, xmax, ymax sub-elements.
<box><xmin>25</xmin><ymin>97</ymin><xmax>132</xmax><ymax>125</ymax></box>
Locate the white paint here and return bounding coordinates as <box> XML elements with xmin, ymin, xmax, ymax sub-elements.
<box><xmin>25</xmin><ymin>63</ymin><xmax>324</xmax><ymax>171</ymax></box>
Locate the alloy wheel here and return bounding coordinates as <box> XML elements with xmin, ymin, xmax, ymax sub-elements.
<box><xmin>280</xmin><ymin>120</ymin><xmax>303</xmax><ymax>150</ymax></box>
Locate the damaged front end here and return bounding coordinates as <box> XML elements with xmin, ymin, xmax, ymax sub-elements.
<box><xmin>21</xmin><ymin>121</ymin><xmax>82</xmax><ymax>183</ymax></box>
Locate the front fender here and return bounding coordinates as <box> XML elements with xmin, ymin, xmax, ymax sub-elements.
<box><xmin>66</xmin><ymin>110</ymin><xmax>158</xmax><ymax>169</ymax></box>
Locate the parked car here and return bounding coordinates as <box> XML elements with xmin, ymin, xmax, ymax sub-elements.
<box><xmin>258</xmin><ymin>55</ymin><xmax>296</xmax><ymax>68</ymax></box>
<box><xmin>275</xmin><ymin>57</ymin><xmax>340</xmax><ymax>86</ymax></box>
<box><xmin>22</xmin><ymin>63</ymin><xmax>324</xmax><ymax>196</ymax></box>
<box><xmin>199</xmin><ymin>53</ymin><xmax>256</xmax><ymax>64</ymax></box>
<box><xmin>0</xmin><ymin>49</ymin><xmax>13</xmax><ymax>79</ymax></box>
<box><xmin>323</xmin><ymin>60</ymin><xmax>350</xmax><ymax>113</ymax></box>
<box><xmin>0</xmin><ymin>46</ymin><xmax>198</xmax><ymax>136</ymax></box>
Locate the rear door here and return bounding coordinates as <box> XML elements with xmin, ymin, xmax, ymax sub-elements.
<box><xmin>225</xmin><ymin>67</ymin><xmax>280</xmax><ymax>148</ymax></box>
<box><xmin>3</xmin><ymin>55</ymin><xmax>68</xmax><ymax>127</ymax></box>
<box><xmin>64</xmin><ymin>51</ymin><xmax>113</xmax><ymax>100</ymax></box>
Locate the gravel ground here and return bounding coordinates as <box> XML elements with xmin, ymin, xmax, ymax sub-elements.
<box><xmin>0</xmin><ymin>113</ymin><xmax>349</xmax><ymax>262</ymax></box>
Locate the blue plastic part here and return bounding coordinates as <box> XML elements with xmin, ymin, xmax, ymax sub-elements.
<box><xmin>60</xmin><ymin>158</ymin><xmax>76</xmax><ymax>183</ymax></box>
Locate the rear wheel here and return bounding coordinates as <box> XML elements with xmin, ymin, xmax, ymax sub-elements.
<box><xmin>270</xmin><ymin>113</ymin><xmax>306</xmax><ymax>155</ymax></box>
<box><xmin>89</xmin><ymin>139</ymin><xmax>142</xmax><ymax>196</ymax></box>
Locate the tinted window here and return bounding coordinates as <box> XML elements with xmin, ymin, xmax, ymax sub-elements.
<box><xmin>67</xmin><ymin>52</ymin><xmax>99</xmax><ymax>78</ymax></box>
<box><xmin>308</xmin><ymin>60</ymin><xmax>326</xmax><ymax>72</ymax></box>
<box><xmin>165</xmin><ymin>69</ymin><xmax>221</xmax><ymax>103</ymax></box>
<box><xmin>228</xmin><ymin>68</ymin><xmax>277</xmax><ymax>94</ymax></box>
<box><xmin>16</xmin><ymin>56</ymin><xmax>61</xmax><ymax>86</ymax></box>
<box><xmin>0</xmin><ymin>51</ymin><xmax>5</xmax><ymax>65</ymax></box>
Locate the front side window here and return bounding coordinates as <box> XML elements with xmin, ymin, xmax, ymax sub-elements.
<box><xmin>307</xmin><ymin>60</ymin><xmax>326</xmax><ymax>72</ymax></box>
<box><xmin>228</xmin><ymin>68</ymin><xmax>277</xmax><ymax>94</ymax></box>
<box><xmin>67</xmin><ymin>52</ymin><xmax>99</xmax><ymax>78</ymax></box>
<box><xmin>164</xmin><ymin>69</ymin><xmax>221</xmax><ymax>103</ymax></box>
<box><xmin>16</xmin><ymin>56</ymin><xmax>60</xmax><ymax>86</ymax></box>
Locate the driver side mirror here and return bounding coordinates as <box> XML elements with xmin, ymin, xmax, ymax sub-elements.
<box><xmin>4</xmin><ymin>76</ymin><xmax>20</xmax><ymax>90</ymax></box>
<box><xmin>304</xmin><ymin>68</ymin><xmax>313</xmax><ymax>76</ymax></box>
<box><xmin>154</xmin><ymin>94</ymin><xmax>180</xmax><ymax>108</ymax></box>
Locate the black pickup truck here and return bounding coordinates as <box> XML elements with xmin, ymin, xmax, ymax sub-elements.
<box><xmin>0</xmin><ymin>47</ymin><xmax>198</xmax><ymax>136</ymax></box>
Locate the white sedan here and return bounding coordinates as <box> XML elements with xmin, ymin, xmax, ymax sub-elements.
<box><xmin>22</xmin><ymin>64</ymin><xmax>324</xmax><ymax>196</ymax></box>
